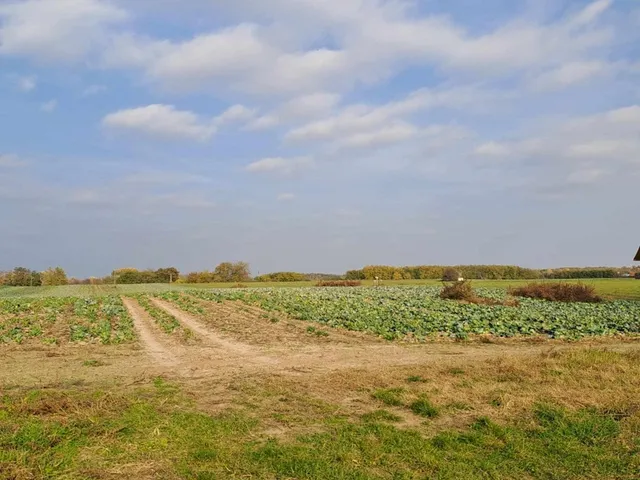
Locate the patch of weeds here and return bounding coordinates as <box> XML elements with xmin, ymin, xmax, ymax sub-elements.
<box><xmin>153</xmin><ymin>377</ymin><xmax>179</xmax><ymax>396</ymax></box>
<box><xmin>82</xmin><ymin>360</ymin><xmax>106</xmax><ymax>367</ymax></box>
<box><xmin>306</xmin><ymin>326</ymin><xmax>329</xmax><ymax>337</ymax></box>
<box><xmin>409</xmin><ymin>397</ymin><xmax>439</xmax><ymax>418</ymax></box>
<box><xmin>372</xmin><ymin>388</ymin><xmax>405</xmax><ymax>407</ymax></box>
<box><xmin>361</xmin><ymin>410</ymin><xmax>402</xmax><ymax>423</ymax></box>
<box><xmin>181</xmin><ymin>327</ymin><xmax>196</xmax><ymax>343</ymax></box>
<box><xmin>449</xmin><ymin>368</ymin><xmax>465</xmax><ymax>376</ymax></box>
<box><xmin>406</xmin><ymin>375</ymin><xmax>428</xmax><ymax>383</ymax></box>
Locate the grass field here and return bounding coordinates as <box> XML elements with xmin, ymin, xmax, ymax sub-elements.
<box><xmin>1</xmin><ymin>283</ymin><xmax>639</xmax><ymax>478</ymax></box>
<box><xmin>1</xmin><ymin>278</ymin><xmax>639</xmax><ymax>300</ymax></box>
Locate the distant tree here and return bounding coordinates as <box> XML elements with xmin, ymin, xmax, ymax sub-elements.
<box><xmin>254</xmin><ymin>272</ymin><xmax>306</xmax><ymax>282</ymax></box>
<box><xmin>41</xmin><ymin>267</ymin><xmax>69</xmax><ymax>286</ymax></box>
<box><xmin>5</xmin><ymin>267</ymin><xmax>41</xmax><ymax>286</ymax></box>
<box><xmin>155</xmin><ymin>267</ymin><xmax>180</xmax><ymax>283</ymax></box>
<box><xmin>345</xmin><ymin>269</ymin><xmax>366</xmax><ymax>280</ymax></box>
<box><xmin>214</xmin><ymin>262</ymin><xmax>251</xmax><ymax>282</ymax></box>
<box><xmin>442</xmin><ymin>268</ymin><xmax>461</xmax><ymax>282</ymax></box>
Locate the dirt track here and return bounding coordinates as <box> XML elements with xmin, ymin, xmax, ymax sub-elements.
<box><xmin>123</xmin><ymin>295</ymin><xmax>640</xmax><ymax>378</ymax></box>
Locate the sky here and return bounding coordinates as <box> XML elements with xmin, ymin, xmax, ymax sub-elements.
<box><xmin>1</xmin><ymin>0</ymin><xmax>639</xmax><ymax>277</ymax></box>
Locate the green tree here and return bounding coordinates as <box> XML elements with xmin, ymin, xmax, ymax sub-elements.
<box><xmin>155</xmin><ymin>267</ymin><xmax>180</xmax><ymax>283</ymax></box>
<box><xmin>214</xmin><ymin>262</ymin><xmax>251</xmax><ymax>282</ymax></box>
<box><xmin>41</xmin><ymin>267</ymin><xmax>69</xmax><ymax>286</ymax></box>
<box><xmin>5</xmin><ymin>267</ymin><xmax>41</xmax><ymax>286</ymax></box>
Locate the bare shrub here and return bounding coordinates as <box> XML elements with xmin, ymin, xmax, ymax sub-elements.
<box><xmin>441</xmin><ymin>281</ymin><xmax>519</xmax><ymax>307</ymax></box>
<box><xmin>509</xmin><ymin>282</ymin><xmax>602</xmax><ymax>303</ymax></box>
<box><xmin>440</xmin><ymin>281</ymin><xmax>476</xmax><ymax>301</ymax></box>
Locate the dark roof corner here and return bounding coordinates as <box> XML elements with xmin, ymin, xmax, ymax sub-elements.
<box><xmin>635</xmin><ymin>247</ymin><xmax>640</xmax><ymax>262</ymax></box>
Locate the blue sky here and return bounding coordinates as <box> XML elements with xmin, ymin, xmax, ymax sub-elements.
<box><xmin>1</xmin><ymin>0</ymin><xmax>639</xmax><ymax>277</ymax></box>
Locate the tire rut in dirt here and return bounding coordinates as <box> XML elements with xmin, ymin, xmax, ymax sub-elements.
<box><xmin>122</xmin><ymin>297</ymin><xmax>179</xmax><ymax>368</ymax></box>
<box><xmin>149</xmin><ymin>297</ymin><xmax>278</xmax><ymax>365</ymax></box>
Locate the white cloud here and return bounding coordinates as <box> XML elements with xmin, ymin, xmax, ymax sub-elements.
<box><xmin>102</xmin><ymin>104</ymin><xmax>217</xmax><ymax>141</ymax></box>
<box><xmin>245</xmin><ymin>156</ymin><xmax>314</xmax><ymax>175</ymax></box>
<box><xmin>336</xmin><ymin>122</ymin><xmax>419</xmax><ymax>149</ymax></box>
<box><xmin>16</xmin><ymin>75</ymin><xmax>36</xmax><ymax>92</ymax></box>
<box><xmin>136</xmin><ymin>1</ymin><xmax>613</xmax><ymax>95</ymax></box>
<box><xmin>277</xmin><ymin>193</ymin><xmax>296</xmax><ymax>201</ymax></box>
<box><xmin>476</xmin><ymin>105</ymin><xmax>640</xmax><ymax>191</ymax></box>
<box><xmin>530</xmin><ymin>61</ymin><xmax>610</xmax><ymax>91</ymax></box>
<box><xmin>214</xmin><ymin>104</ymin><xmax>256</xmax><ymax>125</ymax></box>
<box><xmin>285</xmin><ymin>86</ymin><xmax>496</xmax><ymax>147</ymax></box>
<box><xmin>247</xmin><ymin>115</ymin><xmax>280</xmax><ymax>131</ymax></box>
<box><xmin>474</xmin><ymin>141</ymin><xmax>511</xmax><ymax>157</ymax></box>
<box><xmin>249</xmin><ymin>93</ymin><xmax>342</xmax><ymax>130</ymax></box>
<box><xmin>41</xmin><ymin>99</ymin><xmax>57</xmax><ymax>112</ymax></box>
<box><xmin>0</xmin><ymin>0</ymin><xmax>128</xmax><ymax>62</ymax></box>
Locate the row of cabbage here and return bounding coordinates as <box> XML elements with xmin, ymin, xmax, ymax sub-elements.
<box><xmin>187</xmin><ymin>287</ymin><xmax>640</xmax><ymax>340</ymax></box>
<box><xmin>0</xmin><ymin>296</ymin><xmax>135</xmax><ymax>344</ymax></box>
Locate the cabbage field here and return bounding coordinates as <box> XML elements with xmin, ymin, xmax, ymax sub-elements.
<box><xmin>0</xmin><ymin>296</ymin><xmax>134</xmax><ymax>345</ymax></box>
<box><xmin>187</xmin><ymin>287</ymin><xmax>640</xmax><ymax>340</ymax></box>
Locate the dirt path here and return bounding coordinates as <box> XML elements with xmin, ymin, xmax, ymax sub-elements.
<box><xmin>122</xmin><ymin>297</ymin><xmax>178</xmax><ymax>368</ymax></box>
<box><xmin>142</xmin><ymin>296</ymin><xmax>640</xmax><ymax>375</ymax></box>
<box><xmin>149</xmin><ymin>297</ymin><xmax>279</xmax><ymax>366</ymax></box>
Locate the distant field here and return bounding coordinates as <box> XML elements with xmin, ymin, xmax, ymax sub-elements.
<box><xmin>0</xmin><ymin>278</ymin><xmax>638</xmax><ymax>300</ymax></box>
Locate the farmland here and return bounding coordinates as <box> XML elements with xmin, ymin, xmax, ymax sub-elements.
<box><xmin>1</xmin><ymin>277</ymin><xmax>639</xmax><ymax>299</ymax></box>
<box><xmin>1</xmin><ymin>283</ymin><xmax>639</xmax><ymax>478</ymax></box>
<box><xmin>0</xmin><ymin>295</ymin><xmax>134</xmax><ymax>345</ymax></box>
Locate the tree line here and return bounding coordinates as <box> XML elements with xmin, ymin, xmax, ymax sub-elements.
<box><xmin>345</xmin><ymin>265</ymin><xmax>632</xmax><ymax>280</ymax></box>
<box><xmin>1</xmin><ymin>263</ymin><xmax>638</xmax><ymax>287</ymax></box>
<box><xmin>0</xmin><ymin>267</ymin><xmax>69</xmax><ymax>286</ymax></box>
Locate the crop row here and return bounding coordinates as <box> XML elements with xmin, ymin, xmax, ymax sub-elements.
<box><xmin>152</xmin><ymin>291</ymin><xmax>206</xmax><ymax>316</ymax></box>
<box><xmin>187</xmin><ymin>287</ymin><xmax>640</xmax><ymax>340</ymax></box>
<box><xmin>131</xmin><ymin>294</ymin><xmax>182</xmax><ymax>334</ymax></box>
<box><xmin>0</xmin><ymin>296</ymin><xmax>135</xmax><ymax>345</ymax></box>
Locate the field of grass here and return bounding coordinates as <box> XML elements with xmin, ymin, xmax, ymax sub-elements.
<box><xmin>0</xmin><ymin>278</ymin><xmax>638</xmax><ymax>299</ymax></box>
<box><xmin>1</xmin><ymin>349</ymin><xmax>639</xmax><ymax>479</ymax></box>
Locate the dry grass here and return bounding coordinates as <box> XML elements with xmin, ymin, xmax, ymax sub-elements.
<box><xmin>224</xmin><ymin>346</ymin><xmax>640</xmax><ymax>439</ymax></box>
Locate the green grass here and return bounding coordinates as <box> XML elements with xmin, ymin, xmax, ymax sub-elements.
<box><xmin>1</xmin><ymin>382</ymin><xmax>638</xmax><ymax>479</ymax></box>
<box><xmin>1</xmin><ymin>278</ymin><xmax>638</xmax><ymax>300</ymax></box>
<box><xmin>410</xmin><ymin>398</ymin><xmax>439</xmax><ymax>418</ymax></box>
<box><xmin>372</xmin><ymin>388</ymin><xmax>405</xmax><ymax>407</ymax></box>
